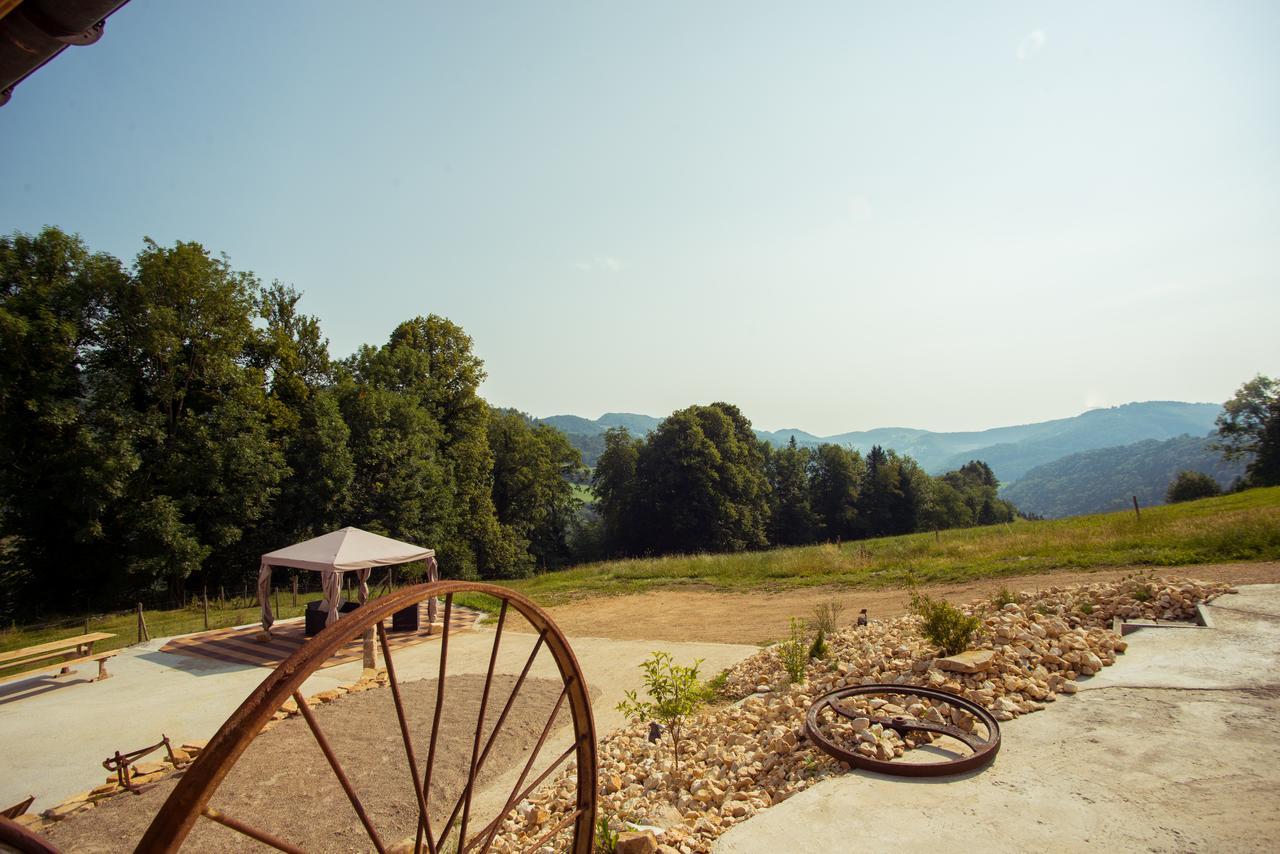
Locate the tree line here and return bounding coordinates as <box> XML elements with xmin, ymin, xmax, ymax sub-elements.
<box><xmin>587</xmin><ymin>401</ymin><xmax>1017</xmax><ymax>559</ymax></box>
<box><xmin>0</xmin><ymin>227</ymin><xmax>580</xmax><ymax>617</ymax></box>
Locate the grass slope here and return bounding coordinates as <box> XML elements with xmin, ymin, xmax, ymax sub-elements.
<box><xmin>4</xmin><ymin>488</ymin><xmax>1276</xmax><ymax>658</ymax></box>
<box><xmin>506</xmin><ymin>486</ymin><xmax>1280</xmax><ymax>604</ymax></box>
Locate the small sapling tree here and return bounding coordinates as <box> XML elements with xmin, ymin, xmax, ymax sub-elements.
<box><xmin>616</xmin><ymin>651</ymin><xmax>708</xmax><ymax>778</ymax></box>
<box><xmin>778</xmin><ymin>617</ymin><xmax>809</xmax><ymax>683</ymax></box>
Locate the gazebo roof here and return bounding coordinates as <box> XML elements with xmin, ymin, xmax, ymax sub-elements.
<box><xmin>261</xmin><ymin>527</ymin><xmax>434</xmax><ymax>573</ymax></box>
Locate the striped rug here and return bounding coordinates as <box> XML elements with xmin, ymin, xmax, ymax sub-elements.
<box><xmin>159</xmin><ymin>602</ymin><xmax>481</xmax><ymax>669</ymax></box>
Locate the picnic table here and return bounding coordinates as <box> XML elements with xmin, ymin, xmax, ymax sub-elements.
<box><xmin>0</xmin><ymin>632</ymin><xmax>118</xmax><ymax>686</ymax></box>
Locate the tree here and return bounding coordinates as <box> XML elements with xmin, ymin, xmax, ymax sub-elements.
<box><xmin>349</xmin><ymin>316</ymin><xmax>525</xmax><ymax>578</ymax></box>
<box><xmin>806</xmin><ymin>443</ymin><xmax>862</xmax><ymax>541</ymax></box>
<box><xmin>0</xmin><ymin>227</ymin><xmax>130</xmax><ymax>607</ymax></box>
<box><xmin>766</xmin><ymin>437</ymin><xmax>817</xmax><ymax>545</ymax></box>
<box><xmin>615</xmin><ymin>651</ymin><xmax>708</xmax><ymax>778</ymax></box>
<box><xmin>93</xmin><ymin>239</ymin><xmax>287</xmax><ymax>599</ymax></box>
<box><xmin>487</xmin><ymin>408</ymin><xmax>582</xmax><ymax>569</ymax></box>
<box><xmin>634</xmin><ymin>403</ymin><xmax>770</xmax><ymax>554</ymax></box>
<box><xmin>1166</xmin><ymin>470</ymin><xmax>1222</xmax><ymax>503</ymax></box>
<box><xmin>592</xmin><ymin>427</ymin><xmax>642</xmax><ymax>555</ymax></box>
<box><xmin>1216</xmin><ymin>375</ymin><xmax>1280</xmax><ymax>487</ymax></box>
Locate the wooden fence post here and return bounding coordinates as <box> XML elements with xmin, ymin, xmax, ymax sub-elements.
<box><xmin>292</xmin><ymin>576</ymin><xmax>298</xmax><ymax>608</ymax></box>
<box><xmin>203</xmin><ymin>588</ymin><xmax>210</xmax><ymax>631</ymax></box>
<box><xmin>274</xmin><ymin>586</ymin><xmax>281</xmax><ymax>619</ymax></box>
<box><xmin>136</xmin><ymin>603</ymin><xmax>150</xmax><ymax>643</ymax></box>
<box><xmin>1132</xmin><ymin>495</ymin><xmax>1141</xmax><ymax>520</ymax></box>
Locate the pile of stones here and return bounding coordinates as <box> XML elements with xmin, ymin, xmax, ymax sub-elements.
<box><xmin>489</xmin><ymin>576</ymin><xmax>1231</xmax><ymax>853</ymax></box>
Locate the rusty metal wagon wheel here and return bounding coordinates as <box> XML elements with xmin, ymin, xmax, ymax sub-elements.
<box><xmin>137</xmin><ymin>582</ymin><xmax>597</xmax><ymax>854</ymax></box>
<box><xmin>806</xmin><ymin>684</ymin><xmax>1000</xmax><ymax>777</ymax></box>
<box><xmin>0</xmin><ymin>814</ymin><xmax>59</xmax><ymax>854</ymax></box>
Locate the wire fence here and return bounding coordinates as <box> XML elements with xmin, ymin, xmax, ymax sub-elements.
<box><xmin>0</xmin><ymin>571</ymin><xmax>404</xmax><ymax>661</ymax></box>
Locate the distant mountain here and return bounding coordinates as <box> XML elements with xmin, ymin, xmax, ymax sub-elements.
<box><xmin>757</xmin><ymin>401</ymin><xmax>1222</xmax><ymax>484</ymax></box>
<box><xmin>539</xmin><ymin>412</ymin><xmax>663</xmax><ymax>466</ymax></box>
<box><xmin>1000</xmin><ymin>434</ymin><xmax>1245</xmax><ymax>519</ymax></box>
<box><xmin>540</xmin><ymin>412</ymin><xmax>661</xmax><ymax>438</ymax></box>
<box><xmin>540</xmin><ymin>401</ymin><xmax>1224</xmax><ymax>483</ymax></box>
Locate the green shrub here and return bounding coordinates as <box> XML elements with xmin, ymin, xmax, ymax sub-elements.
<box><xmin>1132</xmin><ymin>584</ymin><xmax>1154</xmax><ymax>603</ymax></box>
<box><xmin>808</xmin><ymin>627</ymin><xmax>828</xmax><ymax>661</ymax></box>
<box><xmin>777</xmin><ymin>617</ymin><xmax>809</xmax><ymax>683</ymax></box>
<box><xmin>991</xmin><ymin>587</ymin><xmax>1017</xmax><ymax>609</ymax></box>
<box><xmin>909</xmin><ymin>592</ymin><xmax>981</xmax><ymax>656</ymax></box>
<box><xmin>1034</xmin><ymin>603</ymin><xmax>1053</xmax><ymax>616</ymax></box>
<box><xmin>1077</xmin><ymin>600</ymin><xmax>1095</xmax><ymax>615</ymax></box>
<box><xmin>595</xmin><ymin>817</ymin><xmax>618</xmax><ymax>853</ymax></box>
<box><xmin>1166</xmin><ymin>470</ymin><xmax>1223</xmax><ymax>504</ymax></box>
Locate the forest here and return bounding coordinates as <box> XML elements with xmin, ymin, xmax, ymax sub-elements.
<box><xmin>587</xmin><ymin>404</ymin><xmax>1016</xmax><ymax>559</ymax></box>
<box><xmin>0</xmin><ymin>228</ymin><xmax>580</xmax><ymax>617</ymax></box>
<box><xmin>1</xmin><ymin>227</ymin><xmax>1028</xmax><ymax>618</ymax></box>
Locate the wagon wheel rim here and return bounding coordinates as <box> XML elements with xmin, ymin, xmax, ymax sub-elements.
<box><xmin>805</xmin><ymin>684</ymin><xmax>1001</xmax><ymax>777</ymax></box>
<box><xmin>137</xmin><ymin>581</ymin><xmax>597</xmax><ymax>853</ymax></box>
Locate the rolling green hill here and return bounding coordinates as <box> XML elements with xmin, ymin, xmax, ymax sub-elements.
<box><xmin>1000</xmin><ymin>434</ymin><xmax>1245</xmax><ymax>518</ymax></box>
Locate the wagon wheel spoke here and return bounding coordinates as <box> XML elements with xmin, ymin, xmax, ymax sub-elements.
<box><xmin>432</xmin><ymin>628</ymin><xmax>548</xmax><ymax>850</ymax></box>
<box><xmin>518</xmin><ymin>807</ymin><xmax>585</xmax><ymax>854</ymax></box>
<box><xmin>294</xmin><ymin>690</ymin><xmax>387</xmax><ymax>853</ymax></box>
<box><xmin>414</xmin><ymin>593</ymin><xmax>454</xmax><ymax>853</ymax></box>
<box><xmin>431</xmin><ymin>599</ymin><xmax>513</xmax><ymax>850</ymax></box>
<box><xmin>474</xmin><ymin>683</ymin><xmax>575</xmax><ymax>853</ymax></box>
<box><xmin>200</xmin><ymin>806</ymin><xmax>306</xmax><ymax>854</ymax></box>
<box><xmin>376</xmin><ymin>621</ymin><xmax>433</xmax><ymax>851</ymax></box>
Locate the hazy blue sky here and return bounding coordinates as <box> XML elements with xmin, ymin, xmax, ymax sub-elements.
<box><xmin>2</xmin><ymin>1</ymin><xmax>1276</xmax><ymax>434</ymax></box>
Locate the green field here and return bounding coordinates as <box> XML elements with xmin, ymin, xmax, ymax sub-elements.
<box><xmin>503</xmin><ymin>486</ymin><xmax>1280</xmax><ymax>604</ymax></box>
<box><xmin>3</xmin><ymin>487</ymin><xmax>1277</xmax><ymax>658</ymax></box>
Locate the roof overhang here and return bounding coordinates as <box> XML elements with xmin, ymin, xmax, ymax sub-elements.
<box><xmin>0</xmin><ymin>0</ymin><xmax>132</xmax><ymax>107</ymax></box>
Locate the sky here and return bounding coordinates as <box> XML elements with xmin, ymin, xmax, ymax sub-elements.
<box><xmin>2</xmin><ymin>1</ymin><xmax>1277</xmax><ymax>435</ymax></box>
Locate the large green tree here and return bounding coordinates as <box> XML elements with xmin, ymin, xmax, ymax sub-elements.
<box><xmin>806</xmin><ymin>443</ymin><xmax>863</xmax><ymax>541</ymax></box>
<box><xmin>349</xmin><ymin>316</ymin><xmax>524</xmax><ymax>577</ymax></box>
<box><xmin>93</xmin><ymin>239</ymin><xmax>287</xmax><ymax>599</ymax></box>
<box><xmin>1216</xmin><ymin>374</ymin><xmax>1280</xmax><ymax>487</ymax></box>
<box><xmin>0</xmin><ymin>228</ymin><xmax>131</xmax><ymax>607</ymax></box>
<box><xmin>487</xmin><ymin>408</ymin><xmax>582</xmax><ymax>569</ymax></box>
<box><xmin>633</xmin><ymin>402</ymin><xmax>770</xmax><ymax>554</ymax></box>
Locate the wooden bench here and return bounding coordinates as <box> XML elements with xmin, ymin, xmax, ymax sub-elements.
<box><xmin>0</xmin><ymin>632</ymin><xmax>118</xmax><ymax>685</ymax></box>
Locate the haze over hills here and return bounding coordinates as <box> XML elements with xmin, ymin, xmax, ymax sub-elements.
<box><xmin>541</xmin><ymin>401</ymin><xmax>1223</xmax><ymax>485</ymax></box>
<box><xmin>1001</xmin><ymin>434</ymin><xmax>1245</xmax><ymax>519</ymax></box>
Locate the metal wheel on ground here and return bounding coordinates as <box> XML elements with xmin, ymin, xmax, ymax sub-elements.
<box><xmin>138</xmin><ymin>582</ymin><xmax>597</xmax><ymax>853</ymax></box>
<box><xmin>806</xmin><ymin>684</ymin><xmax>1000</xmax><ymax>777</ymax></box>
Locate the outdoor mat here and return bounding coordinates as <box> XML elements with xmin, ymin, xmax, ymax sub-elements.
<box><xmin>158</xmin><ymin>602</ymin><xmax>482</xmax><ymax>669</ymax></box>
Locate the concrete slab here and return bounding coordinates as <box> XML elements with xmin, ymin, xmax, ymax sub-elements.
<box><xmin>714</xmin><ymin>584</ymin><xmax>1280</xmax><ymax>853</ymax></box>
<box><xmin>0</xmin><ymin>621</ymin><xmax>755</xmax><ymax>814</ymax></box>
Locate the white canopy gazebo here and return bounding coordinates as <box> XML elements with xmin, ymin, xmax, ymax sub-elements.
<box><xmin>256</xmin><ymin>527</ymin><xmax>438</xmax><ymax>633</ymax></box>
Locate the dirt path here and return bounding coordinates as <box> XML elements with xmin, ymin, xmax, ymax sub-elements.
<box><xmin>545</xmin><ymin>561</ymin><xmax>1280</xmax><ymax>645</ymax></box>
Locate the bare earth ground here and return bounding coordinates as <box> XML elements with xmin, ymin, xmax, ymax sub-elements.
<box><xmin>545</xmin><ymin>561</ymin><xmax>1280</xmax><ymax>645</ymax></box>
<box><xmin>44</xmin><ymin>674</ymin><xmax>583</xmax><ymax>853</ymax></box>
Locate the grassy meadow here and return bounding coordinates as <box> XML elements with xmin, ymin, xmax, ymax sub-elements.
<box><xmin>3</xmin><ymin>487</ymin><xmax>1277</xmax><ymax>658</ymax></box>
<box><xmin>505</xmin><ymin>486</ymin><xmax>1280</xmax><ymax>605</ymax></box>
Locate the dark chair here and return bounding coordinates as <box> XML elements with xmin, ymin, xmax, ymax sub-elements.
<box><xmin>391</xmin><ymin>603</ymin><xmax>420</xmax><ymax>633</ymax></box>
<box><xmin>305</xmin><ymin>600</ymin><xmax>361</xmax><ymax>636</ymax></box>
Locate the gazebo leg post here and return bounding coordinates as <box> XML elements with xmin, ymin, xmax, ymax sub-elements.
<box><xmin>362</xmin><ymin>628</ymin><xmax>377</xmax><ymax>671</ymax></box>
